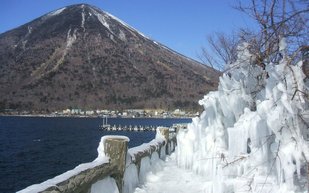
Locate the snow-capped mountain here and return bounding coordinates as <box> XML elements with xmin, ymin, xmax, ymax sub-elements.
<box><xmin>0</xmin><ymin>4</ymin><xmax>220</xmax><ymax>112</ymax></box>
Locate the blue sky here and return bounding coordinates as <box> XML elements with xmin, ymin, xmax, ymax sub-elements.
<box><xmin>0</xmin><ymin>0</ymin><xmax>254</xmax><ymax>62</ymax></box>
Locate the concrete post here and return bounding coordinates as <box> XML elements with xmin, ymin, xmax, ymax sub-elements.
<box><xmin>159</xmin><ymin>127</ymin><xmax>169</xmax><ymax>141</ymax></box>
<box><xmin>159</xmin><ymin>127</ymin><xmax>169</xmax><ymax>155</ymax></box>
<box><xmin>104</xmin><ymin>137</ymin><xmax>129</xmax><ymax>193</ymax></box>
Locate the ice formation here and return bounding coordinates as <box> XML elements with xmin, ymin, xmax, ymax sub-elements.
<box><xmin>177</xmin><ymin>41</ymin><xmax>309</xmax><ymax>193</ymax></box>
<box><xmin>124</xmin><ymin>129</ymin><xmax>166</xmax><ymax>193</ymax></box>
<box><xmin>123</xmin><ymin>164</ymin><xmax>139</xmax><ymax>193</ymax></box>
<box><xmin>91</xmin><ymin>176</ymin><xmax>119</xmax><ymax>193</ymax></box>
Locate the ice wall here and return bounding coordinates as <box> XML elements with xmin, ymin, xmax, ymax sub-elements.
<box><xmin>177</xmin><ymin>42</ymin><xmax>309</xmax><ymax>193</ymax></box>
<box><xmin>91</xmin><ymin>176</ymin><xmax>119</xmax><ymax>193</ymax></box>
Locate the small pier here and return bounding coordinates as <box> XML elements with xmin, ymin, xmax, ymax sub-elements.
<box><xmin>99</xmin><ymin>123</ymin><xmax>187</xmax><ymax>132</ymax></box>
<box><xmin>100</xmin><ymin>124</ymin><xmax>157</xmax><ymax>132</ymax></box>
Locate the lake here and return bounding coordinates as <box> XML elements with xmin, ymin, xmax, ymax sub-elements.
<box><xmin>0</xmin><ymin>116</ymin><xmax>191</xmax><ymax>193</ymax></box>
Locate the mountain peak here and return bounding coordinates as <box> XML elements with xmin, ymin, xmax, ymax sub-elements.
<box><xmin>39</xmin><ymin>3</ymin><xmax>149</xmax><ymax>43</ymax></box>
<box><xmin>0</xmin><ymin>5</ymin><xmax>220</xmax><ymax>112</ymax></box>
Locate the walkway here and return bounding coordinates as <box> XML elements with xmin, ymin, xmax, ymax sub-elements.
<box><xmin>134</xmin><ymin>154</ymin><xmax>209</xmax><ymax>193</ymax></box>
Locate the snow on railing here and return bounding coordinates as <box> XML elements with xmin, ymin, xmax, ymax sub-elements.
<box><xmin>18</xmin><ymin>127</ymin><xmax>178</xmax><ymax>193</ymax></box>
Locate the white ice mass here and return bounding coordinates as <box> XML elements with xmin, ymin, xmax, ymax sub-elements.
<box><xmin>176</xmin><ymin>41</ymin><xmax>309</xmax><ymax>193</ymax></box>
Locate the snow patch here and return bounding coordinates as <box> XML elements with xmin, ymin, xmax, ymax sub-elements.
<box><xmin>90</xmin><ymin>8</ymin><xmax>111</xmax><ymax>31</ymax></box>
<box><xmin>50</xmin><ymin>28</ymin><xmax>77</xmax><ymax>71</ymax></box>
<box><xmin>19</xmin><ymin>25</ymin><xmax>33</xmax><ymax>50</ymax></box>
<box><xmin>81</xmin><ymin>7</ymin><xmax>86</xmax><ymax>31</ymax></box>
<box><xmin>119</xmin><ymin>29</ymin><xmax>126</xmax><ymax>41</ymax></box>
<box><xmin>279</xmin><ymin>37</ymin><xmax>287</xmax><ymax>52</ymax></box>
<box><xmin>48</xmin><ymin>7</ymin><xmax>66</xmax><ymax>17</ymax></box>
<box><xmin>66</xmin><ymin>28</ymin><xmax>77</xmax><ymax>49</ymax></box>
<box><xmin>27</xmin><ymin>26</ymin><xmax>32</xmax><ymax>34</ymax></box>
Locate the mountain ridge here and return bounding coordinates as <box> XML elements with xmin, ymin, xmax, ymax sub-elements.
<box><xmin>0</xmin><ymin>4</ymin><xmax>220</xmax><ymax>112</ymax></box>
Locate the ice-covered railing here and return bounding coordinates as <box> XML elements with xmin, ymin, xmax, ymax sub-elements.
<box><xmin>18</xmin><ymin>127</ymin><xmax>177</xmax><ymax>193</ymax></box>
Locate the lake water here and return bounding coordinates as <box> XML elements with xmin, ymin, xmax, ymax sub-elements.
<box><xmin>0</xmin><ymin>116</ymin><xmax>191</xmax><ymax>193</ymax></box>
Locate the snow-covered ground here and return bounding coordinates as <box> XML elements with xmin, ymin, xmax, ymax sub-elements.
<box><xmin>134</xmin><ymin>153</ymin><xmax>210</xmax><ymax>193</ymax></box>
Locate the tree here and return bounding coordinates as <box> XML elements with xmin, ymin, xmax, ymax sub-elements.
<box><xmin>201</xmin><ymin>0</ymin><xmax>309</xmax><ymax>70</ymax></box>
<box><xmin>235</xmin><ymin>0</ymin><xmax>309</xmax><ymax>64</ymax></box>
<box><xmin>199</xmin><ymin>32</ymin><xmax>239</xmax><ymax>70</ymax></box>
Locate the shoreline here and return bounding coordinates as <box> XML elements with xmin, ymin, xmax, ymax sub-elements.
<box><xmin>0</xmin><ymin>114</ymin><xmax>194</xmax><ymax>119</ymax></box>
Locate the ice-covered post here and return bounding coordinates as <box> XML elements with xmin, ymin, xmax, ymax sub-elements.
<box><xmin>104</xmin><ymin>136</ymin><xmax>129</xmax><ymax>193</ymax></box>
<box><xmin>159</xmin><ymin>127</ymin><xmax>169</xmax><ymax>154</ymax></box>
<box><xmin>159</xmin><ymin>127</ymin><xmax>169</xmax><ymax>141</ymax></box>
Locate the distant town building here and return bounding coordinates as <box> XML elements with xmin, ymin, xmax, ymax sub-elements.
<box><xmin>71</xmin><ymin>109</ymin><xmax>81</xmax><ymax>114</ymax></box>
<box><xmin>173</xmin><ymin>109</ymin><xmax>186</xmax><ymax>116</ymax></box>
<box><xmin>63</xmin><ymin>109</ymin><xmax>71</xmax><ymax>114</ymax></box>
<box><xmin>85</xmin><ymin>110</ymin><xmax>94</xmax><ymax>115</ymax></box>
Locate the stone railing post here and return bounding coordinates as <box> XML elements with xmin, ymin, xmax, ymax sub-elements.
<box><xmin>104</xmin><ymin>137</ymin><xmax>129</xmax><ymax>193</ymax></box>
<box><xmin>159</xmin><ymin>127</ymin><xmax>169</xmax><ymax>141</ymax></box>
<box><xmin>159</xmin><ymin>127</ymin><xmax>169</xmax><ymax>154</ymax></box>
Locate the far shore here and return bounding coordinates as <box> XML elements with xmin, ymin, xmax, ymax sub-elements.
<box><xmin>0</xmin><ymin>113</ymin><xmax>195</xmax><ymax>119</ymax></box>
<box><xmin>0</xmin><ymin>108</ymin><xmax>199</xmax><ymax>119</ymax></box>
